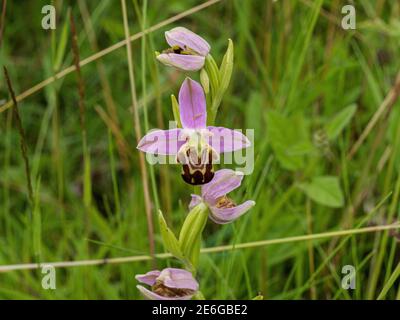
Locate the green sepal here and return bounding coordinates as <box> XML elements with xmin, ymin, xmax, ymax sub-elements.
<box><xmin>211</xmin><ymin>39</ymin><xmax>234</xmax><ymax>118</ymax></box>
<box><xmin>204</xmin><ymin>55</ymin><xmax>220</xmax><ymax>124</ymax></box>
<box><xmin>178</xmin><ymin>202</ymin><xmax>208</xmax><ymax>269</ymax></box>
<box><xmin>158</xmin><ymin>210</ymin><xmax>185</xmax><ymax>261</ymax></box>
<box><xmin>204</xmin><ymin>39</ymin><xmax>234</xmax><ymax>124</ymax></box>
<box><xmin>200</xmin><ymin>68</ymin><xmax>210</xmax><ymax>95</ymax></box>
<box><xmin>218</xmin><ymin>39</ymin><xmax>234</xmax><ymax>99</ymax></box>
<box><xmin>170</xmin><ymin>94</ymin><xmax>182</xmax><ymax>128</ymax></box>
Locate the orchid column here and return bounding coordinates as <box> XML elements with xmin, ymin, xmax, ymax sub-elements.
<box><xmin>135</xmin><ymin>27</ymin><xmax>255</xmax><ymax>300</ymax></box>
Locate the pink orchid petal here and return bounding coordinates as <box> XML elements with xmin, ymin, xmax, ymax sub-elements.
<box><xmin>202</xmin><ymin>169</ymin><xmax>244</xmax><ymax>204</ymax></box>
<box><xmin>137</xmin><ymin>128</ymin><xmax>186</xmax><ymax>155</ymax></box>
<box><xmin>179</xmin><ymin>78</ymin><xmax>207</xmax><ymax>129</ymax></box>
<box><xmin>207</xmin><ymin>126</ymin><xmax>251</xmax><ymax>153</ymax></box>
<box><xmin>136</xmin><ymin>285</ymin><xmax>194</xmax><ymax>300</ymax></box>
<box><xmin>135</xmin><ymin>270</ymin><xmax>161</xmax><ymax>286</ymax></box>
<box><xmin>165</xmin><ymin>27</ymin><xmax>210</xmax><ymax>56</ymax></box>
<box><xmin>157</xmin><ymin>53</ymin><xmax>205</xmax><ymax>71</ymax></box>
<box><xmin>160</xmin><ymin>268</ymin><xmax>199</xmax><ymax>291</ymax></box>
<box><xmin>209</xmin><ymin>200</ymin><xmax>255</xmax><ymax>224</ymax></box>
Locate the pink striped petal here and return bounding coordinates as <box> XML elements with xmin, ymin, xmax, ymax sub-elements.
<box><xmin>179</xmin><ymin>78</ymin><xmax>207</xmax><ymax>129</ymax></box>
<box><xmin>207</xmin><ymin>127</ymin><xmax>251</xmax><ymax>153</ymax></box>
<box><xmin>157</xmin><ymin>53</ymin><xmax>205</xmax><ymax>71</ymax></box>
<box><xmin>165</xmin><ymin>27</ymin><xmax>210</xmax><ymax>56</ymax></box>
<box><xmin>202</xmin><ymin>169</ymin><xmax>244</xmax><ymax>204</ymax></box>
<box><xmin>137</xmin><ymin>128</ymin><xmax>186</xmax><ymax>155</ymax></box>
<box><xmin>209</xmin><ymin>200</ymin><xmax>255</xmax><ymax>224</ymax></box>
<box><xmin>160</xmin><ymin>268</ymin><xmax>199</xmax><ymax>291</ymax></box>
<box><xmin>135</xmin><ymin>270</ymin><xmax>161</xmax><ymax>286</ymax></box>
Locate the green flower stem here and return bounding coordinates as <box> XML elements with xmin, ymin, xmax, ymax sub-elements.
<box><xmin>193</xmin><ymin>185</ymin><xmax>201</xmax><ymax>195</ymax></box>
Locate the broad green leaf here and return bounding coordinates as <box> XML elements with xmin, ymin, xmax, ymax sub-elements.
<box><xmin>299</xmin><ymin>176</ymin><xmax>344</xmax><ymax>208</ymax></box>
<box><xmin>266</xmin><ymin>110</ymin><xmax>313</xmax><ymax>171</ymax></box>
<box><xmin>325</xmin><ymin>104</ymin><xmax>357</xmax><ymax>140</ymax></box>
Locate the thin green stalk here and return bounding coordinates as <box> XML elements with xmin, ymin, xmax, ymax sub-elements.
<box><xmin>377</xmin><ymin>262</ymin><xmax>400</xmax><ymax>300</ymax></box>
<box><xmin>32</xmin><ymin>177</ymin><xmax>42</xmax><ymax>261</ymax></box>
<box><xmin>108</xmin><ymin>130</ymin><xmax>121</xmax><ymax>224</ymax></box>
<box><xmin>121</xmin><ymin>0</ymin><xmax>155</xmax><ymax>259</ymax></box>
<box><xmin>3</xmin><ymin>108</ymin><xmax>13</xmax><ymax>250</ymax></box>
<box><xmin>70</xmin><ymin>12</ymin><xmax>92</xmax><ymax>214</ymax></box>
<box><xmin>3</xmin><ymin>66</ymin><xmax>34</xmax><ymax>207</ymax></box>
<box><xmin>139</xmin><ymin>0</ymin><xmax>160</xmax><ymax>213</ymax></box>
<box><xmin>132</xmin><ymin>0</ymin><xmax>171</xmax><ymax>215</ymax></box>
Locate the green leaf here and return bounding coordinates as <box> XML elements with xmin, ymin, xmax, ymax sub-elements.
<box><xmin>266</xmin><ymin>110</ymin><xmax>313</xmax><ymax>171</ymax></box>
<box><xmin>218</xmin><ymin>38</ymin><xmax>234</xmax><ymax>95</ymax></box>
<box><xmin>203</xmin><ymin>40</ymin><xmax>234</xmax><ymax>124</ymax></box>
<box><xmin>158</xmin><ymin>211</ymin><xmax>184</xmax><ymax>261</ymax></box>
<box><xmin>204</xmin><ymin>55</ymin><xmax>220</xmax><ymax>98</ymax></box>
<box><xmin>204</xmin><ymin>55</ymin><xmax>220</xmax><ymax>124</ymax></box>
<box><xmin>209</xmin><ymin>39</ymin><xmax>234</xmax><ymax>123</ymax></box>
<box><xmin>200</xmin><ymin>68</ymin><xmax>210</xmax><ymax>95</ymax></box>
<box><xmin>170</xmin><ymin>94</ymin><xmax>182</xmax><ymax>128</ymax></box>
<box><xmin>299</xmin><ymin>176</ymin><xmax>344</xmax><ymax>208</ymax></box>
<box><xmin>325</xmin><ymin>104</ymin><xmax>357</xmax><ymax>140</ymax></box>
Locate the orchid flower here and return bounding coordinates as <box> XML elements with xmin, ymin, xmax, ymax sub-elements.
<box><xmin>189</xmin><ymin>169</ymin><xmax>255</xmax><ymax>224</ymax></box>
<box><xmin>156</xmin><ymin>27</ymin><xmax>210</xmax><ymax>71</ymax></box>
<box><xmin>136</xmin><ymin>268</ymin><xmax>199</xmax><ymax>300</ymax></box>
<box><xmin>137</xmin><ymin>78</ymin><xmax>251</xmax><ymax>185</ymax></box>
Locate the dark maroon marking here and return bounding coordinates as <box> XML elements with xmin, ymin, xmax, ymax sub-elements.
<box><xmin>179</xmin><ymin>150</ymin><xmax>215</xmax><ymax>185</ymax></box>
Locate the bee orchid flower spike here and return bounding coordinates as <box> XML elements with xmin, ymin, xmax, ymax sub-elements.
<box><xmin>156</xmin><ymin>27</ymin><xmax>210</xmax><ymax>71</ymax></box>
<box><xmin>189</xmin><ymin>169</ymin><xmax>255</xmax><ymax>224</ymax></box>
<box><xmin>137</xmin><ymin>78</ymin><xmax>251</xmax><ymax>185</ymax></box>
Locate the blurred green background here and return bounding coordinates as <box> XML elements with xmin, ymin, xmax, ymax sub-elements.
<box><xmin>1</xmin><ymin>0</ymin><xmax>400</xmax><ymax>299</ymax></box>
